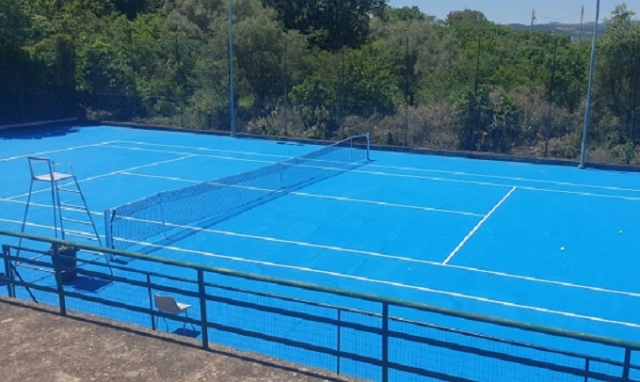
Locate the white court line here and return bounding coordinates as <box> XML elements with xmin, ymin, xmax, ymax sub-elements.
<box><xmin>370</xmin><ymin>164</ymin><xmax>640</xmax><ymax>194</ymax></box>
<box><xmin>5</xmin><ymin>155</ymin><xmax>195</xmax><ymax>200</ymax></box>
<box><xmin>106</xmin><ymin>145</ymin><xmax>277</xmax><ymax>166</ymax></box>
<box><xmin>109</xmin><ymin>140</ymin><xmax>640</xmax><ymax>194</ymax></box>
<box><xmin>114</xmin><ymin>140</ymin><xmax>291</xmax><ymax>159</ymax></box>
<box><xmin>0</xmin><ymin>141</ymin><xmax>119</xmax><ymax>162</ymax></box>
<box><xmin>5</xmin><ymin>212</ymin><xmax>640</xmax><ymax>300</ymax></box>
<box><xmin>354</xmin><ymin>169</ymin><xmax>640</xmax><ymax>202</ymax></box>
<box><xmin>443</xmin><ymin>187</ymin><xmax>517</xmax><ymax>265</ymax></box>
<box><xmin>106</xmin><ymin>143</ymin><xmax>365</xmax><ymax>169</ymax></box>
<box><xmin>119</xmin><ymin>171</ymin><xmax>482</xmax><ymax>217</ymax></box>
<box><xmin>0</xmin><ymin>198</ymin><xmax>103</xmax><ymax>217</ymax></box>
<box><xmin>106</xmin><ymin>237</ymin><xmax>640</xmax><ymax>329</ymax></box>
<box><xmin>0</xmin><ymin>218</ymin><xmax>103</xmax><ymax>238</ymax></box>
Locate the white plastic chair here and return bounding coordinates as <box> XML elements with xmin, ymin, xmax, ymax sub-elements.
<box><xmin>154</xmin><ymin>294</ymin><xmax>195</xmax><ymax>331</ymax></box>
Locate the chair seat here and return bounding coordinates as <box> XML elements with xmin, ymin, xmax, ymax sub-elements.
<box><xmin>34</xmin><ymin>172</ymin><xmax>73</xmax><ymax>182</ymax></box>
<box><xmin>176</xmin><ymin>302</ymin><xmax>191</xmax><ymax>311</ymax></box>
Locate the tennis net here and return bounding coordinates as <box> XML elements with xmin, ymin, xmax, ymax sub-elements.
<box><xmin>105</xmin><ymin>134</ymin><xmax>370</xmax><ymax>252</ymax></box>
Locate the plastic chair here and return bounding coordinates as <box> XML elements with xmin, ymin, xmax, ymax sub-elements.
<box><xmin>153</xmin><ymin>294</ymin><xmax>195</xmax><ymax>331</ymax></box>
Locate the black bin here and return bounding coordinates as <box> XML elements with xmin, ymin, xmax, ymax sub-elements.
<box><xmin>50</xmin><ymin>245</ymin><xmax>78</xmax><ymax>282</ymax></box>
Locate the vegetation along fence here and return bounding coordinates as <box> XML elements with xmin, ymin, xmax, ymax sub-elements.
<box><xmin>4</xmin><ymin>2</ymin><xmax>640</xmax><ymax>166</ymax></box>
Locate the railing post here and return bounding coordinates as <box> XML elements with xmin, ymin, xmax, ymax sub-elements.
<box><xmin>198</xmin><ymin>269</ymin><xmax>209</xmax><ymax>349</ymax></box>
<box><xmin>2</xmin><ymin>245</ymin><xmax>15</xmax><ymax>298</ymax></box>
<box><xmin>336</xmin><ymin>309</ymin><xmax>342</xmax><ymax>375</ymax></box>
<box><xmin>52</xmin><ymin>244</ymin><xmax>67</xmax><ymax>316</ymax></box>
<box><xmin>382</xmin><ymin>302</ymin><xmax>389</xmax><ymax>382</ymax></box>
<box><xmin>583</xmin><ymin>359</ymin><xmax>590</xmax><ymax>382</ymax></box>
<box><xmin>623</xmin><ymin>348</ymin><xmax>632</xmax><ymax>380</ymax></box>
<box><xmin>147</xmin><ymin>274</ymin><xmax>156</xmax><ymax>330</ymax></box>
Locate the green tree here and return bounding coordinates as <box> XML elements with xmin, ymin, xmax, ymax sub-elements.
<box><xmin>597</xmin><ymin>4</ymin><xmax>640</xmax><ymax>126</ymax></box>
<box><xmin>262</xmin><ymin>0</ymin><xmax>387</xmax><ymax>50</ymax></box>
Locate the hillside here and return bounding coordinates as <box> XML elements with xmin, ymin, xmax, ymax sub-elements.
<box><xmin>509</xmin><ymin>22</ymin><xmax>607</xmax><ymax>41</ymax></box>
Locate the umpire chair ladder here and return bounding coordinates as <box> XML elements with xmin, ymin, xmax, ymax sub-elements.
<box><xmin>18</xmin><ymin>157</ymin><xmax>112</xmax><ymax>272</ymax></box>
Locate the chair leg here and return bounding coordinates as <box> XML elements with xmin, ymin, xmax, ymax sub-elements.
<box><xmin>162</xmin><ymin>316</ymin><xmax>169</xmax><ymax>331</ymax></box>
<box><xmin>185</xmin><ymin>312</ymin><xmax>195</xmax><ymax>330</ymax></box>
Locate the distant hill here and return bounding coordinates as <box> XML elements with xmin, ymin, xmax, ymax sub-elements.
<box><xmin>508</xmin><ymin>22</ymin><xmax>607</xmax><ymax>42</ymax></box>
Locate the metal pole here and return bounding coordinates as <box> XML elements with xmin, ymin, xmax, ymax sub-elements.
<box><xmin>228</xmin><ymin>0</ymin><xmax>236</xmax><ymax>137</ymax></box>
<box><xmin>381</xmin><ymin>303</ymin><xmax>389</xmax><ymax>382</ymax></box>
<box><xmin>283</xmin><ymin>34</ymin><xmax>289</xmax><ymax>135</ymax></box>
<box><xmin>198</xmin><ymin>269</ymin><xmax>209</xmax><ymax>349</ymax></box>
<box><xmin>405</xmin><ymin>37</ymin><xmax>410</xmax><ymax>146</ymax></box>
<box><xmin>470</xmin><ymin>34</ymin><xmax>481</xmax><ymax>150</ymax></box>
<box><xmin>545</xmin><ymin>38</ymin><xmax>558</xmax><ymax>157</ymax></box>
<box><xmin>579</xmin><ymin>0</ymin><xmax>600</xmax><ymax>169</ymax></box>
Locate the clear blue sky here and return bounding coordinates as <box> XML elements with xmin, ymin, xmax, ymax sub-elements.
<box><xmin>388</xmin><ymin>0</ymin><xmax>640</xmax><ymax>25</ymax></box>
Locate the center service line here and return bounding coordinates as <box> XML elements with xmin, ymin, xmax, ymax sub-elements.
<box><xmin>443</xmin><ymin>186</ymin><xmax>517</xmax><ymax>265</ymax></box>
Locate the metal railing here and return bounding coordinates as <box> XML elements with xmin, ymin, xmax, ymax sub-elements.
<box><xmin>2</xmin><ymin>229</ymin><xmax>640</xmax><ymax>382</ymax></box>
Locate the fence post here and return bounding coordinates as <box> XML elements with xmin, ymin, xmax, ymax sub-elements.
<box><xmin>336</xmin><ymin>309</ymin><xmax>342</xmax><ymax>375</ymax></box>
<box><xmin>382</xmin><ymin>303</ymin><xmax>389</xmax><ymax>382</ymax></box>
<box><xmin>623</xmin><ymin>348</ymin><xmax>632</xmax><ymax>380</ymax></box>
<box><xmin>583</xmin><ymin>359</ymin><xmax>590</xmax><ymax>382</ymax></box>
<box><xmin>2</xmin><ymin>245</ymin><xmax>15</xmax><ymax>298</ymax></box>
<box><xmin>198</xmin><ymin>269</ymin><xmax>209</xmax><ymax>349</ymax></box>
<box><xmin>147</xmin><ymin>274</ymin><xmax>156</xmax><ymax>330</ymax></box>
<box><xmin>52</xmin><ymin>244</ymin><xmax>67</xmax><ymax>316</ymax></box>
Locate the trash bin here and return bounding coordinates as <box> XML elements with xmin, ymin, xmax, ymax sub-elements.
<box><xmin>50</xmin><ymin>245</ymin><xmax>78</xmax><ymax>282</ymax></box>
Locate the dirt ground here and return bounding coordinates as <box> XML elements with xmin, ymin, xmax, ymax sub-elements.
<box><xmin>0</xmin><ymin>297</ymin><xmax>362</xmax><ymax>382</ymax></box>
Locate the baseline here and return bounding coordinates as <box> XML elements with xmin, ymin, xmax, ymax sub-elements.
<box><xmin>0</xmin><ymin>141</ymin><xmax>119</xmax><ymax>163</ymax></box>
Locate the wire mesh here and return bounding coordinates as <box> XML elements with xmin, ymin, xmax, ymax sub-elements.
<box><xmin>2</xmin><ymin>231</ymin><xmax>640</xmax><ymax>382</ymax></box>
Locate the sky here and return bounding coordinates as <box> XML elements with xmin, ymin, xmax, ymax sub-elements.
<box><xmin>388</xmin><ymin>0</ymin><xmax>640</xmax><ymax>25</ymax></box>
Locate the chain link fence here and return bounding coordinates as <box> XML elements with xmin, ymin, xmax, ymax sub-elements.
<box><xmin>3</xmin><ymin>5</ymin><xmax>639</xmax><ymax>167</ymax></box>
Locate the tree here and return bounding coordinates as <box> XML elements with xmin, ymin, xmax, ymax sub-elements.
<box><xmin>597</xmin><ymin>4</ymin><xmax>640</xmax><ymax>126</ymax></box>
<box><xmin>262</xmin><ymin>0</ymin><xmax>388</xmax><ymax>50</ymax></box>
<box><xmin>446</xmin><ymin>9</ymin><xmax>488</xmax><ymax>25</ymax></box>
<box><xmin>383</xmin><ymin>6</ymin><xmax>426</xmax><ymax>22</ymax></box>
<box><xmin>0</xmin><ymin>0</ymin><xmax>32</xmax><ymax>123</ymax></box>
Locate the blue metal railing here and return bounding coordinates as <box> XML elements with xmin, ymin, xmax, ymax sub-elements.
<box><xmin>2</xmin><ymin>229</ymin><xmax>640</xmax><ymax>382</ymax></box>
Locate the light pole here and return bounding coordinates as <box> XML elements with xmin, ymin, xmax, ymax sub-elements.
<box><xmin>228</xmin><ymin>0</ymin><xmax>236</xmax><ymax>137</ymax></box>
<box><xmin>579</xmin><ymin>0</ymin><xmax>601</xmax><ymax>168</ymax></box>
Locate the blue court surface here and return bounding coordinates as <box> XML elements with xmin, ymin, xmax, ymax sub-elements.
<box><xmin>2</xmin><ymin>124</ymin><xmax>640</xmax><ymax>375</ymax></box>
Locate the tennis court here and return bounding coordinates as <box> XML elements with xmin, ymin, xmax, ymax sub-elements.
<box><xmin>2</xmin><ymin>123</ymin><xmax>640</xmax><ymax>377</ymax></box>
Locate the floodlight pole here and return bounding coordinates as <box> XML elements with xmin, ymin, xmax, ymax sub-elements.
<box><xmin>579</xmin><ymin>0</ymin><xmax>600</xmax><ymax>169</ymax></box>
<box><xmin>228</xmin><ymin>0</ymin><xmax>236</xmax><ymax>137</ymax></box>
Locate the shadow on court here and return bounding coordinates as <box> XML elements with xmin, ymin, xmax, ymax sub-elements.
<box><xmin>0</xmin><ymin>125</ymin><xmax>81</xmax><ymax>140</ymax></box>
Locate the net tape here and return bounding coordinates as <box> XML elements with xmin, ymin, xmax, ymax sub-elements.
<box><xmin>108</xmin><ymin>135</ymin><xmax>370</xmax><ymax>252</ymax></box>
